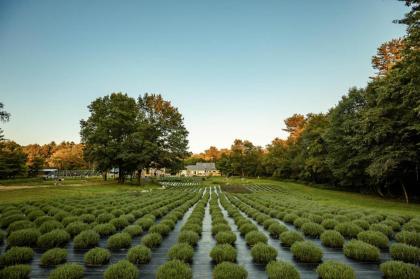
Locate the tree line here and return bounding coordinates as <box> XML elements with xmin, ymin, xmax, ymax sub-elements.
<box><xmin>191</xmin><ymin>1</ymin><xmax>420</xmax><ymax>201</ymax></box>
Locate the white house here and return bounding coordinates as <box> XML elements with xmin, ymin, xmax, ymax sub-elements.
<box><xmin>180</xmin><ymin>162</ymin><xmax>221</xmax><ymax>177</ymax></box>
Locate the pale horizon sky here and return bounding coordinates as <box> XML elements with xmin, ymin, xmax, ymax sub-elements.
<box><xmin>0</xmin><ymin>0</ymin><xmax>409</xmax><ymax>153</ymax></box>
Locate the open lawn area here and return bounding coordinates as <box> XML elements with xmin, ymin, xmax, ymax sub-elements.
<box><xmin>0</xmin><ymin>178</ymin><xmax>161</xmax><ymax>203</ymax></box>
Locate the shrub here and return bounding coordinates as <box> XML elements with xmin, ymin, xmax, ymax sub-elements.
<box><xmin>39</xmin><ymin>220</ymin><xmax>64</xmax><ymax>234</ymax></box>
<box><xmin>210</xmin><ymin>244</ymin><xmax>237</xmax><ymax>263</ymax></box>
<box><xmin>245</xmin><ymin>231</ymin><xmax>268</xmax><ymax>246</ymax></box>
<box><xmin>7</xmin><ymin>228</ymin><xmax>40</xmax><ymax>247</ymax></box>
<box><xmin>251</xmin><ymin>242</ymin><xmax>277</xmax><ymax>264</ymax></box>
<box><xmin>0</xmin><ymin>264</ymin><xmax>31</xmax><ymax>279</ymax></box>
<box><xmin>213</xmin><ymin>262</ymin><xmax>247</xmax><ymax>279</ymax></box>
<box><xmin>238</xmin><ymin>223</ymin><xmax>257</xmax><ymax>236</ymax></box>
<box><xmin>97</xmin><ymin>213</ymin><xmax>114</xmax><ymax>223</ymax></box>
<box><xmin>73</xmin><ymin>230</ymin><xmax>100</xmax><ymax>249</ymax></box>
<box><xmin>301</xmin><ymin>222</ymin><xmax>324</xmax><ymax>238</ymax></box>
<box><xmin>380</xmin><ymin>260</ymin><xmax>420</xmax><ymax>279</ymax></box>
<box><xmin>266</xmin><ymin>260</ymin><xmax>300</xmax><ymax>279</ymax></box>
<box><xmin>283</xmin><ymin>213</ymin><xmax>299</xmax><ymax>224</ymax></box>
<box><xmin>156</xmin><ymin>259</ymin><xmax>192</xmax><ymax>279</ymax></box>
<box><xmin>334</xmin><ymin>222</ymin><xmax>363</xmax><ymax>238</ymax></box>
<box><xmin>65</xmin><ymin>222</ymin><xmax>90</xmax><ymax>237</ymax></box>
<box><xmin>293</xmin><ymin>217</ymin><xmax>310</xmax><ymax>229</ymax></box>
<box><xmin>1</xmin><ymin>214</ymin><xmax>26</xmax><ymax>228</ymax></box>
<box><xmin>149</xmin><ymin>224</ymin><xmax>171</xmax><ymax>236</ymax></box>
<box><xmin>37</xmin><ymin>229</ymin><xmax>70</xmax><ymax>249</ymax></box>
<box><xmin>211</xmin><ymin>224</ymin><xmax>231</xmax><ymax>236</ymax></box>
<box><xmin>135</xmin><ymin>217</ymin><xmax>154</xmax><ymax>230</ymax></box>
<box><xmin>61</xmin><ymin>217</ymin><xmax>81</xmax><ymax>227</ymax></box>
<box><xmin>181</xmin><ymin>224</ymin><xmax>202</xmax><ymax>235</ymax></box>
<box><xmin>127</xmin><ymin>245</ymin><xmax>151</xmax><ymax>264</ymax></box>
<box><xmin>321</xmin><ymin>218</ymin><xmax>338</xmax><ymax>230</ymax></box>
<box><xmin>40</xmin><ymin>248</ymin><xmax>67</xmax><ymax>266</ymax></box>
<box><xmin>390</xmin><ymin>243</ymin><xmax>420</xmax><ymax>264</ymax></box>
<box><xmin>48</xmin><ymin>263</ymin><xmax>84</xmax><ymax>279</ymax></box>
<box><xmin>395</xmin><ymin>231</ymin><xmax>420</xmax><ymax>248</ymax></box>
<box><xmin>343</xmin><ymin>240</ymin><xmax>380</xmax><ymax>261</ymax></box>
<box><xmin>320</xmin><ymin>230</ymin><xmax>345</xmax><ymax>248</ymax></box>
<box><xmin>0</xmin><ymin>247</ymin><xmax>34</xmax><ymax>266</ymax></box>
<box><xmin>280</xmin><ymin>231</ymin><xmax>304</xmax><ymax>246</ymax></box>
<box><xmin>8</xmin><ymin>220</ymin><xmax>35</xmax><ymax>233</ymax></box>
<box><xmin>316</xmin><ymin>260</ymin><xmax>355</xmax><ymax>279</ymax></box>
<box><xmin>160</xmin><ymin>219</ymin><xmax>176</xmax><ymax>230</ymax></box>
<box><xmin>107</xmin><ymin>232</ymin><xmax>132</xmax><ymax>249</ymax></box>
<box><xmin>353</xmin><ymin>219</ymin><xmax>370</xmax><ymax>230</ymax></box>
<box><xmin>110</xmin><ymin>217</ymin><xmax>129</xmax><ymax>230</ymax></box>
<box><xmin>268</xmin><ymin>223</ymin><xmax>287</xmax><ymax>238</ymax></box>
<box><xmin>141</xmin><ymin>233</ymin><xmax>162</xmax><ymax>248</ymax></box>
<box><xmin>167</xmin><ymin>243</ymin><xmax>194</xmax><ymax>263</ymax></box>
<box><xmin>104</xmin><ymin>260</ymin><xmax>138</xmax><ymax>279</ymax></box>
<box><xmin>177</xmin><ymin>230</ymin><xmax>199</xmax><ymax>246</ymax></box>
<box><xmin>84</xmin><ymin>247</ymin><xmax>111</xmax><ymax>266</ymax></box>
<box><xmin>357</xmin><ymin>230</ymin><xmax>389</xmax><ymax>248</ymax></box>
<box><xmin>123</xmin><ymin>225</ymin><xmax>143</xmax><ymax>237</ymax></box>
<box><xmin>80</xmin><ymin>214</ymin><xmax>95</xmax><ymax>224</ymax></box>
<box><xmin>291</xmin><ymin>241</ymin><xmax>323</xmax><ymax>263</ymax></box>
<box><xmin>93</xmin><ymin>223</ymin><xmax>116</xmax><ymax>236</ymax></box>
<box><xmin>263</xmin><ymin>218</ymin><xmax>277</xmax><ymax>229</ymax></box>
<box><xmin>370</xmin><ymin>223</ymin><xmax>393</xmax><ymax>238</ymax></box>
<box><xmin>215</xmin><ymin>231</ymin><xmax>236</xmax><ymax>245</ymax></box>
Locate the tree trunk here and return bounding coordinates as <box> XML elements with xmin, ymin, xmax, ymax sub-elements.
<box><xmin>137</xmin><ymin>169</ymin><xmax>142</xmax><ymax>185</ymax></box>
<box><xmin>102</xmin><ymin>171</ymin><xmax>107</xmax><ymax>181</ymax></box>
<box><xmin>401</xmin><ymin>183</ymin><xmax>409</xmax><ymax>204</ymax></box>
<box><xmin>118</xmin><ymin>167</ymin><xmax>125</xmax><ymax>184</ymax></box>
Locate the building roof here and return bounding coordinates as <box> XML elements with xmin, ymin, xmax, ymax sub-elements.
<box><xmin>186</xmin><ymin>162</ymin><xmax>217</xmax><ymax>171</ymax></box>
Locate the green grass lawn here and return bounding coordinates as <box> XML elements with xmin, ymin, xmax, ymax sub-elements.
<box><xmin>208</xmin><ymin>177</ymin><xmax>420</xmax><ymax>216</ymax></box>
<box><xmin>0</xmin><ymin>177</ymin><xmax>161</xmax><ymax>203</ymax></box>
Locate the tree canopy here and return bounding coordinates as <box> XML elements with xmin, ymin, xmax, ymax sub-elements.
<box><xmin>80</xmin><ymin>93</ymin><xmax>188</xmax><ymax>183</ymax></box>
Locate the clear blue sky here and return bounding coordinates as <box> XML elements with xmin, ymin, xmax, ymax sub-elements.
<box><xmin>0</xmin><ymin>0</ymin><xmax>408</xmax><ymax>153</ymax></box>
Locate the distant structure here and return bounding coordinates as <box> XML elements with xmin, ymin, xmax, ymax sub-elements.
<box><xmin>180</xmin><ymin>162</ymin><xmax>221</xmax><ymax>177</ymax></box>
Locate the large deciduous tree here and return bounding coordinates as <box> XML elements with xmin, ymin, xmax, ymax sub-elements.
<box><xmin>80</xmin><ymin>92</ymin><xmax>188</xmax><ymax>183</ymax></box>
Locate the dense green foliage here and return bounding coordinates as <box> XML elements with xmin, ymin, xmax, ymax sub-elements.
<box><xmin>212</xmin><ymin>262</ymin><xmax>247</xmax><ymax>279</ymax></box>
<box><xmin>0</xmin><ymin>264</ymin><xmax>31</xmax><ymax>279</ymax></box>
<box><xmin>104</xmin><ymin>260</ymin><xmax>138</xmax><ymax>279</ymax></box>
<box><xmin>156</xmin><ymin>260</ymin><xmax>192</xmax><ymax>279</ymax></box>
<box><xmin>84</xmin><ymin>247</ymin><xmax>111</xmax><ymax>266</ymax></box>
<box><xmin>40</xmin><ymin>248</ymin><xmax>67</xmax><ymax>266</ymax></box>
<box><xmin>316</xmin><ymin>260</ymin><xmax>356</xmax><ymax>279</ymax></box>
<box><xmin>48</xmin><ymin>263</ymin><xmax>84</xmax><ymax>279</ymax></box>
<box><xmin>266</xmin><ymin>260</ymin><xmax>300</xmax><ymax>279</ymax></box>
<box><xmin>80</xmin><ymin>93</ymin><xmax>189</xmax><ymax>182</ymax></box>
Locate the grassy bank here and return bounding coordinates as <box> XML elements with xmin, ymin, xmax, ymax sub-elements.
<box><xmin>207</xmin><ymin>177</ymin><xmax>420</xmax><ymax>216</ymax></box>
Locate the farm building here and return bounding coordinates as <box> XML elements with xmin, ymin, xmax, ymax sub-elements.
<box><xmin>180</xmin><ymin>162</ymin><xmax>221</xmax><ymax>177</ymax></box>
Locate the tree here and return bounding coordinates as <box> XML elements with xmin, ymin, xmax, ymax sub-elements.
<box><xmin>283</xmin><ymin>114</ymin><xmax>306</xmax><ymax>142</ymax></box>
<box><xmin>81</xmin><ymin>92</ymin><xmax>189</xmax><ymax>183</ymax></box>
<box><xmin>296</xmin><ymin>114</ymin><xmax>332</xmax><ymax>184</ymax></box>
<box><xmin>0</xmin><ymin>141</ymin><xmax>27</xmax><ymax>178</ymax></box>
<box><xmin>137</xmin><ymin>93</ymin><xmax>189</xmax><ymax>176</ymax></box>
<box><xmin>325</xmin><ymin>88</ymin><xmax>371</xmax><ymax>190</ymax></box>
<box><xmin>361</xmin><ymin>0</ymin><xmax>420</xmax><ymax>201</ymax></box>
<box><xmin>372</xmin><ymin>38</ymin><xmax>404</xmax><ymax>77</ymax></box>
<box><xmin>80</xmin><ymin>93</ymin><xmax>139</xmax><ymax>183</ymax></box>
<box><xmin>47</xmin><ymin>142</ymin><xmax>87</xmax><ymax>170</ymax></box>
